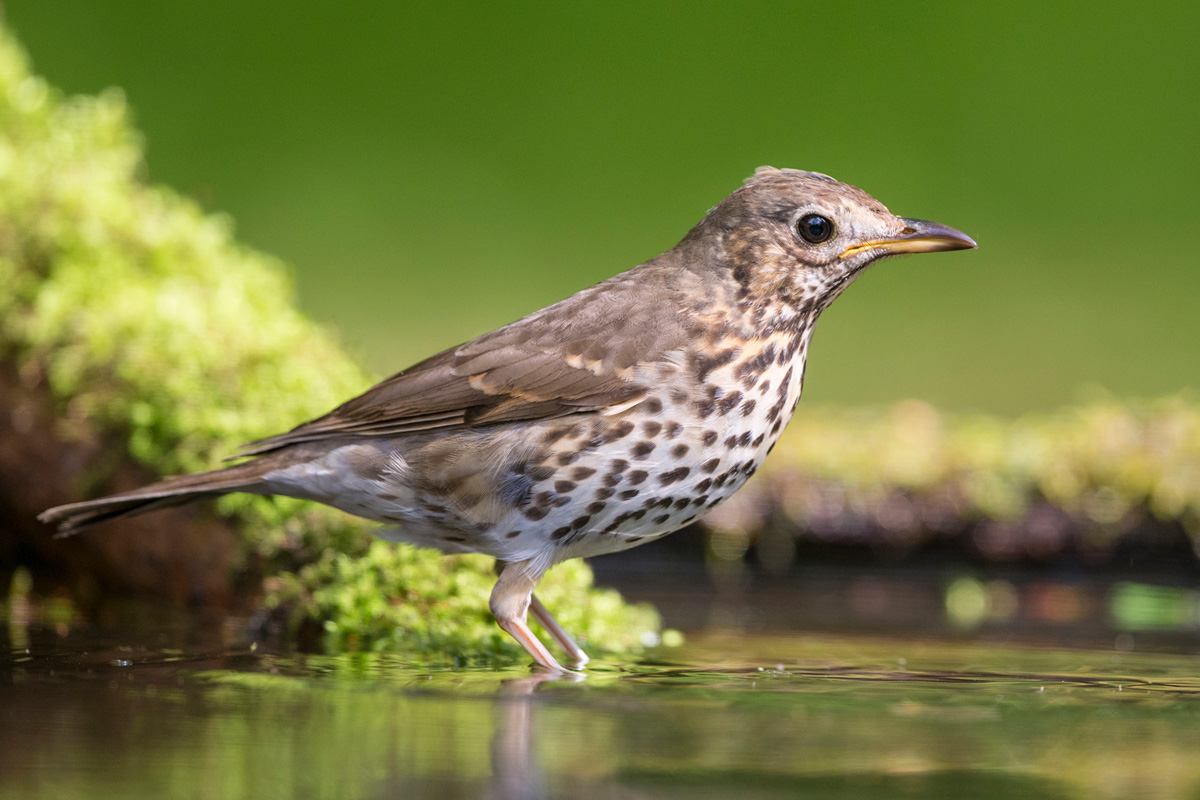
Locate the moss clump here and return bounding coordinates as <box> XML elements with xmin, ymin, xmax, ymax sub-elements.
<box><xmin>0</xmin><ymin>25</ymin><xmax>661</xmax><ymax>661</ymax></box>
<box><xmin>265</xmin><ymin>542</ymin><xmax>660</xmax><ymax>662</ymax></box>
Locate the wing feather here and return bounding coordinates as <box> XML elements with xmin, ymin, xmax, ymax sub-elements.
<box><xmin>235</xmin><ymin>263</ymin><xmax>699</xmax><ymax>457</ymax></box>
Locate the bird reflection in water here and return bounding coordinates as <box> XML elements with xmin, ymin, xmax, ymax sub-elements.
<box><xmin>488</xmin><ymin>669</ymin><xmax>584</xmax><ymax>800</ymax></box>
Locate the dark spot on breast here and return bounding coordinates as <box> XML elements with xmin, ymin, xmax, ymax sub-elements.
<box><xmin>630</xmin><ymin>509</ymin><xmax>647</xmax><ymax>521</ymax></box>
<box><xmin>523</xmin><ymin>507</ymin><xmax>550</xmax><ymax>521</ymax></box>
<box><xmin>551</xmin><ymin>526</ymin><xmax>571</xmax><ymax>540</ymax></box>
<box><xmin>652</xmin><ymin>514</ymin><xmax>670</xmax><ymax>525</ymax></box>
<box><xmin>673</xmin><ymin>498</ymin><xmax>690</xmax><ymax>510</ymax></box>
<box><xmin>670</xmin><ymin>389</ymin><xmax>688</xmax><ymax>404</ymax></box>
<box><xmin>695</xmin><ymin>478</ymin><xmax>712</xmax><ymax>493</ymax></box>
<box><xmin>505</xmin><ymin>530</ymin><xmax>522</xmax><ymax>539</ymax></box>
<box><xmin>783</xmin><ymin>337</ymin><xmax>801</xmax><ymax>361</ymax></box>
<box><xmin>692</xmin><ymin>495</ymin><xmax>709</xmax><ymax>507</ymax></box>
<box><xmin>609</xmin><ymin>458</ymin><xmax>629</xmax><ymax>473</ymax></box>
<box><xmin>744</xmin><ymin>463</ymin><xmax>758</xmax><ymax>476</ymax></box>
<box><xmin>665</xmin><ymin>422</ymin><xmax>683</xmax><ymax>439</ymax></box>
<box><xmin>770</xmin><ymin>419</ymin><xmax>782</xmax><ymax>435</ymax></box>
<box><xmin>695</xmin><ymin>401</ymin><xmax>715</xmax><ymax>419</ymax></box>
<box><xmin>628</xmin><ymin>470</ymin><xmax>649</xmax><ymax>485</ymax></box>
<box><xmin>586</xmin><ymin>501</ymin><xmax>607</xmax><ymax>514</ymax></box>
<box><xmin>556</xmin><ymin>451</ymin><xmax>578</xmax><ymax>466</ymax></box>
<box><xmin>554</xmin><ymin>480</ymin><xmax>577</xmax><ymax>494</ymax></box>
<box><xmin>671</xmin><ymin>443</ymin><xmax>689</xmax><ymax>458</ymax></box>
<box><xmin>658</xmin><ymin>467</ymin><xmax>690</xmax><ymax>486</ymax></box>
<box><xmin>701</xmin><ymin>458</ymin><xmax>720</xmax><ymax>473</ymax></box>
<box><xmin>644</xmin><ymin>398</ymin><xmax>663</xmax><ymax>414</ymax></box>
<box><xmin>603</xmin><ymin>473</ymin><xmax>624</xmax><ymax>488</ymax></box>
<box><xmin>717</xmin><ymin>391</ymin><xmax>743</xmax><ymax>416</ymax></box>
<box><xmin>758</xmin><ymin>380</ymin><xmax>772</xmax><ymax>395</ymax></box>
<box><xmin>741</xmin><ymin>399</ymin><xmax>757</xmax><ymax>416</ymax></box>
<box><xmin>602</xmin><ymin>420</ymin><xmax>636</xmax><ymax>443</ymax></box>
<box><xmin>632</xmin><ymin>441</ymin><xmax>656</xmax><ymax>459</ymax></box>
<box><xmin>707</xmin><ymin>497</ymin><xmax>723</xmax><ymax>507</ymax></box>
<box><xmin>572</xmin><ymin>466</ymin><xmax>597</xmax><ymax>481</ymax></box>
<box><xmin>377</xmin><ymin>492</ymin><xmax>399</xmax><ymax>501</ymax></box>
<box><xmin>702</xmin><ymin>430</ymin><xmax>718</xmax><ymax>446</ymax></box>
<box><xmin>542</xmin><ymin>427</ymin><xmax>571</xmax><ymax>445</ymax></box>
<box><xmin>618</xmin><ymin>489</ymin><xmax>640</xmax><ymax>500</ymax></box>
<box><xmin>552</xmin><ymin>494</ymin><xmax>572</xmax><ymax>507</ymax></box>
<box><xmin>751</xmin><ymin>433</ymin><xmax>765</xmax><ymax>447</ymax></box>
<box><xmin>570</xmin><ymin>515</ymin><xmax>591</xmax><ymax>531</ymax></box>
<box><xmin>595</xmin><ymin>487</ymin><xmax>616</xmax><ymax>500</ymax></box>
<box><xmin>694</xmin><ymin>348</ymin><xmax>739</xmax><ymax>382</ymax></box>
<box><xmin>736</xmin><ymin>342</ymin><xmax>778</xmax><ymax>380</ymax></box>
<box><xmin>642</xmin><ymin>421</ymin><xmax>662</xmax><ymax>437</ymax></box>
<box><xmin>724</xmin><ymin>431</ymin><xmax>752</xmax><ymax>449</ymax></box>
<box><xmin>533</xmin><ymin>491</ymin><xmax>554</xmax><ymax>507</ymax></box>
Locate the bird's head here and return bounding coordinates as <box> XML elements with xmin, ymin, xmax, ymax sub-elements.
<box><xmin>689</xmin><ymin>166</ymin><xmax>976</xmax><ymax>313</ymax></box>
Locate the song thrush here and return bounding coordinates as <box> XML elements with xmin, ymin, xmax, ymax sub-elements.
<box><xmin>41</xmin><ymin>167</ymin><xmax>976</xmax><ymax>670</ymax></box>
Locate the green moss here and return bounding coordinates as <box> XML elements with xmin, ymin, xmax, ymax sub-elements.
<box><xmin>265</xmin><ymin>542</ymin><xmax>660</xmax><ymax>663</ymax></box>
<box><xmin>0</xmin><ymin>26</ymin><xmax>661</xmax><ymax>660</ymax></box>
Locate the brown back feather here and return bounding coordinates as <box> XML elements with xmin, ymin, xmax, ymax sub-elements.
<box><xmin>236</xmin><ymin>257</ymin><xmax>702</xmax><ymax>456</ymax></box>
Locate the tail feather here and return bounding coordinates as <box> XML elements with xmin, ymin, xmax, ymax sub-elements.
<box><xmin>39</xmin><ymin>458</ymin><xmax>276</xmax><ymax>536</ymax></box>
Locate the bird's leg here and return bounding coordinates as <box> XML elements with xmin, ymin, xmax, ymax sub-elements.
<box><xmin>529</xmin><ymin>594</ymin><xmax>589</xmax><ymax>668</ymax></box>
<box><xmin>490</xmin><ymin>560</ymin><xmax>561</xmax><ymax>672</ymax></box>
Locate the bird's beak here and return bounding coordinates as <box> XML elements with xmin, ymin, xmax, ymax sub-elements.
<box><xmin>839</xmin><ymin>218</ymin><xmax>977</xmax><ymax>260</ymax></box>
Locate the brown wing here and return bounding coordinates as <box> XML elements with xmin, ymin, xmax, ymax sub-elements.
<box><xmin>236</xmin><ymin>264</ymin><xmax>694</xmax><ymax>456</ymax></box>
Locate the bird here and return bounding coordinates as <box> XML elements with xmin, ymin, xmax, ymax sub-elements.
<box><xmin>40</xmin><ymin>167</ymin><xmax>976</xmax><ymax>671</ymax></box>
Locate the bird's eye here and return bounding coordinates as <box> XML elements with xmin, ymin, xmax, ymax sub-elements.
<box><xmin>795</xmin><ymin>214</ymin><xmax>834</xmax><ymax>244</ymax></box>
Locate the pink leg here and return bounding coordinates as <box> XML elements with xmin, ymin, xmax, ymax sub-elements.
<box><xmin>490</xmin><ymin>561</ymin><xmax>562</xmax><ymax>671</ymax></box>
<box><xmin>529</xmin><ymin>595</ymin><xmax>589</xmax><ymax>667</ymax></box>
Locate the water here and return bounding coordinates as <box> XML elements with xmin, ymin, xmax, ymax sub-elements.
<box><xmin>3</xmin><ymin>575</ymin><xmax>1200</xmax><ymax>800</ymax></box>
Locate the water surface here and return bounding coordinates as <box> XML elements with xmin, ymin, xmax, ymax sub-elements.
<box><xmin>4</xmin><ymin>577</ymin><xmax>1199</xmax><ymax>800</ymax></box>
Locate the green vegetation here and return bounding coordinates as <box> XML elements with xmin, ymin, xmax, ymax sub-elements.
<box><xmin>265</xmin><ymin>544</ymin><xmax>659</xmax><ymax>661</ymax></box>
<box><xmin>0</xmin><ymin>28</ymin><xmax>659</xmax><ymax>661</ymax></box>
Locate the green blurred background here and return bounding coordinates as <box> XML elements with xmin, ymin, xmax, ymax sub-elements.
<box><xmin>7</xmin><ymin>1</ymin><xmax>1197</xmax><ymax>414</ymax></box>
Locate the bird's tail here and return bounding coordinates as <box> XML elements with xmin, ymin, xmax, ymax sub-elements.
<box><xmin>39</xmin><ymin>457</ymin><xmax>278</xmax><ymax>536</ymax></box>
